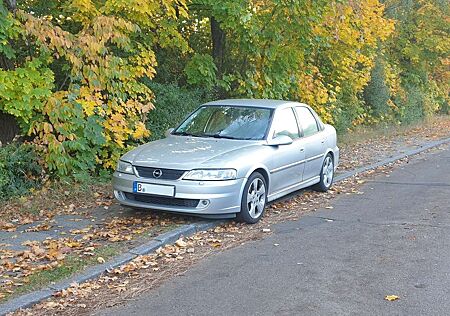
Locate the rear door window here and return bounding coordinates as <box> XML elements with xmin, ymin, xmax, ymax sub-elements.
<box><xmin>295</xmin><ymin>107</ymin><xmax>319</xmax><ymax>137</ymax></box>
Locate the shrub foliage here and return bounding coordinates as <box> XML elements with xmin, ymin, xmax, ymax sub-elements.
<box><xmin>145</xmin><ymin>82</ymin><xmax>213</xmax><ymax>141</ymax></box>
<box><xmin>0</xmin><ymin>143</ymin><xmax>42</xmax><ymax>201</ymax></box>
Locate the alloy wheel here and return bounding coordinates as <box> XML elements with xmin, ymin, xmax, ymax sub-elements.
<box><xmin>247</xmin><ymin>178</ymin><xmax>266</xmax><ymax>219</ymax></box>
<box><xmin>322</xmin><ymin>156</ymin><xmax>334</xmax><ymax>188</ymax></box>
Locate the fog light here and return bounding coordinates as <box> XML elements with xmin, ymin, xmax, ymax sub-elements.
<box><xmin>199</xmin><ymin>199</ymin><xmax>210</xmax><ymax>208</ymax></box>
<box><xmin>114</xmin><ymin>190</ymin><xmax>126</xmax><ymax>200</ymax></box>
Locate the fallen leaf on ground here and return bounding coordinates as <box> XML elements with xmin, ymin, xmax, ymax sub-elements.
<box><xmin>97</xmin><ymin>257</ymin><xmax>106</xmax><ymax>264</ymax></box>
<box><xmin>175</xmin><ymin>239</ymin><xmax>188</xmax><ymax>248</ymax></box>
<box><xmin>0</xmin><ymin>222</ymin><xmax>16</xmax><ymax>232</ymax></box>
<box><xmin>25</xmin><ymin>223</ymin><xmax>51</xmax><ymax>232</ymax></box>
<box><xmin>46</xmin><ymin>240</ymin><xmax>65</xmax><ymax>261</ymax></box>
<box><xmin>385</xmin><ymin>295</ymin><xmax>400</xmax><ymax>301</ymax></box>
<box><xmin>65</xmin><ymin>241</ymin><xmax>82</xmax><ymax>248</ymax></box>
<box><xmin>45</xmin><ymin>301</ymin><xmax>61</xmax><ymax>308</ymax></box>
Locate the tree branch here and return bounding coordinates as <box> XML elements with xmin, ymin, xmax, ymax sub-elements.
<box><xmin>3</xmin><ymin>0</ymin><xmax>17</xmax><ymax>12</ymax></box>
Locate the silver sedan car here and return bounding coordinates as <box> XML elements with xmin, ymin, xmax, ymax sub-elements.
<box><xmin>113</xmin><ymin>99</ymin><xmax>339</xmax><ymax>223</ymax></box>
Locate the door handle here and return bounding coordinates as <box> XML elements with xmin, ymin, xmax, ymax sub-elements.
<box><xmin>300</xmin><ymin>148</ymin><xmax>305</xmax><ymax>152</ymax></box>
<box><xmin>321</xmin><ymin>139</ymin><xmax>325</xmax><ymax>144</ymax></box>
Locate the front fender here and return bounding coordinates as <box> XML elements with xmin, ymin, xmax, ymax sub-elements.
<box><xmin>242</xmin><ymin>164</ymin><xmax>272</xmax><ymax>193</ymax></box>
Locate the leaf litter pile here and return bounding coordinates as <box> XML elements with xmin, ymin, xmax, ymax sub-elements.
<box><xmin>2</xmin><ymin>116</ymin><xmax>450</xmax><ymax>315</ymax></box>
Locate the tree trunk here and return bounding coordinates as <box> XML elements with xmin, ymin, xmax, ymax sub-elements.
<box><xmin>0</xmin><ymin>113</ymin><xmax>20</xmax><ymax>145</ymax></box>
<box><xmin>3</xmin><ymin>0</ymin><xmax>16</xmax><ymax>12</ymax></box>
<box><xmin>0</xmin><ymin>0</ymin><xmax>20</xmax><ymax>145</ymax></box>
<box><xmin>210</xmin><ymin>16</ymin><xmax>225</xmax><ymax>76</ymax></box>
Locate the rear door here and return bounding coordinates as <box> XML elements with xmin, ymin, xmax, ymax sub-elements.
<box><xmin>268</xmin><ymin>107</ymin><xmax>306</xmax><ymax>195</ymax></box>
<box><xmin>295</xmin><ymin>106</ymin><xmax>326</xmax><ymax>181</ymax></box>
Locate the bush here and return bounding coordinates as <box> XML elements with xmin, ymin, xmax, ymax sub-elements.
<box><xmin>440</xmin><ymin>100</ymin><xmax>449</xmax><ymax>115</ymax></box>
<box><xmin>145</xmin><ymin>82</ymin><xmax>214</xmax><ymax>141</ymax></box>
<box><xmin>184</xmin><ymin>54</ymin><xmax>218</xmax><ymax>89</ymax></box>
<box><xmin>0</xmin><ymin>143</ymin><xmax>42</xmax><ymax>201</ymax></box>
<box><xmin>332</xmin><ymin>85</ymin><xmax>366</xmax><ymax>134</ymax></box>
<box><xmin>363</xmin><ymin>57</ymin><xmax>391</xmax><ymax>118</ymax></box>
<box><xmin>395</xmin><ymin>86</ymin><xmax>425</xmax><ymax>124</ymax></box>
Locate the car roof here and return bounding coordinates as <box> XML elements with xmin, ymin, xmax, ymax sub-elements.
<box><xmin>202</xmin><ymin>99</ymin><xmax>303</xmax><ymax>109</ymax></box>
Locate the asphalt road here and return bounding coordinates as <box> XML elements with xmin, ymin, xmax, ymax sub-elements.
<box><xmin>100</xmin><ymin>144</ymin><xmax>450</xmax><ymax>316</ymax></box>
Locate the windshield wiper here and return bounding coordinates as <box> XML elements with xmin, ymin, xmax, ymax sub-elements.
<box><xmin>202</xmin><ymin>133</ymin><xmax>240</xmax><ymax>140</ymax></box>
<box><xmin>172</xmin><ymin>131</ymin><xmax>201</xmax><ymax>137</ymax></box>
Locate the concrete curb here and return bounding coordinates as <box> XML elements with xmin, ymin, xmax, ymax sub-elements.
<box><xmin>1</xmin><ymin>137</ymin><xmax>449</xmax><ymax>315</ymax></box>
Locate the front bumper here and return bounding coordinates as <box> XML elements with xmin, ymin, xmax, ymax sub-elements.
<box><xmin>112</xmin><ymin>172</ymin><xmax>246</xmax><ymax>217</ymax></box>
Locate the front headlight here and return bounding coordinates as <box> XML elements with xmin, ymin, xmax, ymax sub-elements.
<box><xmin>116</xmin><ymin>160</ymin><xmax>134</xmax><ymax>174</ymax></box>
<box><xmin>183</xmin><ymin>169</ymin><xmax>237</xmax><ymax>181</ymax></box>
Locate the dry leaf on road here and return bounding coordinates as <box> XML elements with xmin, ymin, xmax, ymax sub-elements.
<box><xmin>384</xmin><ymin>295</ymin><xmax>400</xmax><ymax>301</ymax></box>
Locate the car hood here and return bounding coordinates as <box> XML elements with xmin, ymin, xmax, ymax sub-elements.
<box><xmin>122</xmin><ymin>136</ymin><xmax>262</xmax><ymax>170</ymax></box>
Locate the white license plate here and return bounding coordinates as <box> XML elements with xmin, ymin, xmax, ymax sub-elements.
<box><xmin>133</xmin><ymin>182</ymin><xmax>175</xmax><ymax>197</ymax></box>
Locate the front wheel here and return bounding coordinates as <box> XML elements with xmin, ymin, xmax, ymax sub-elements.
<box><xmin>314</xmin><ymin>154</ymin><xmax>334</xmax><ymax>192</ymax></box>
<box><xmin>236</xmin><ymin>172</ymin><xmax>267</xmax><ymax>224</ymax></box>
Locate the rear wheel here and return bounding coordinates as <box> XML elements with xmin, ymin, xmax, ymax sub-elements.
<box><xmin>236</xmin><ymin>172</ymin><xmax>267</xmax><ymax>224</ymax></box>
<box><xmin>314</xmin><ymin>154</ymin><xmax>334</xmax><ymax>192</ymax></box>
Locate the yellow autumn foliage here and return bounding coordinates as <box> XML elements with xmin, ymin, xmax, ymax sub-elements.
<box><xmin>9</xmin><ymin>0</ymin><xmax>187</xmax><ymax>175</ymax></box>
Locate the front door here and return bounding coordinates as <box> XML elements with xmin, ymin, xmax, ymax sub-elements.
<box><xmin>267</xmin><ymin>107</ymin><xmax>306</xmax><ymax>196</ymax></box>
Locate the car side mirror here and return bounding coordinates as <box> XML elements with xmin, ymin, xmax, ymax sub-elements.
<box><xmin>165</xmin><ymin>128</ymin><xmax>174</xmax><ymax>137</ymax></box>
<box><xmin>267</xmin><ymin>135</ymin><xmax>293</xmax><ymax>146</ymax></box>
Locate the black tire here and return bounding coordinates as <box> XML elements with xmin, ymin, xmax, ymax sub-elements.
<box><xmin>314</xmin><ymin>153</ymin><xmax>334</xmax><ymax>192</ymax></box>
<box><xmin>236</xmin><ymin>172</ymin><xmax>267</xmax><ymax>224</ymax></box>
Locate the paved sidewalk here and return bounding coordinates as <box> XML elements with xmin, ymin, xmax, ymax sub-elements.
<box><xmin>0</xmin><ymin>205</ymin><xmax>165</xmax><ymax>252</ymax></box>
<box><xmin>100</xmin><ymin>144</ymin><xmax>450</xmax><ymax>316</ymax></box>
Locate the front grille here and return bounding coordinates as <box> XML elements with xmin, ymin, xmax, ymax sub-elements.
<box><xmin>134</xmin><ymin>166</ymin><xmax>186</xmax><ymax>180</ymax></box>
<box><xmin>125</xmin><ymin>193</ymin><xmax>200</xmax><ymax>208</ymax></box>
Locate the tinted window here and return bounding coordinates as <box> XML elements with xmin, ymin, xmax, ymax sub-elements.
<box><xmin>272</xmin><ymin>108</ymin><xmax>300</xmax><ymax>139</ymax></box>
<box><xmin>174</xmin><ymin>106</ymin><xmax>272</xmax><ymax>140</ymax></box>
<box><xmin>295</xmin><ymin>107</ymin><xmax>319</xmax><ymax>137</ymax></box>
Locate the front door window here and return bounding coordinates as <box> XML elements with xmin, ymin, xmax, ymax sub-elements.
<box><xmin>271</xmin><ymin>108</ymin><xmax>300</xmax><ymax>140</ymax></box>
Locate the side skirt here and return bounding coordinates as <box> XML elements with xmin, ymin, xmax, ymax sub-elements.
<box><xmin>267</xmin><ymin>176</ymin><xmax>320</xmax><ymax>202</ymax></box>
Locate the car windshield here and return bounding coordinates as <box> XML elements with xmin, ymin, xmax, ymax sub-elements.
<box><xmin>173</xmin><ymin>106</ymin><xmax>273</xmax><ymax>140</ymax></box>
